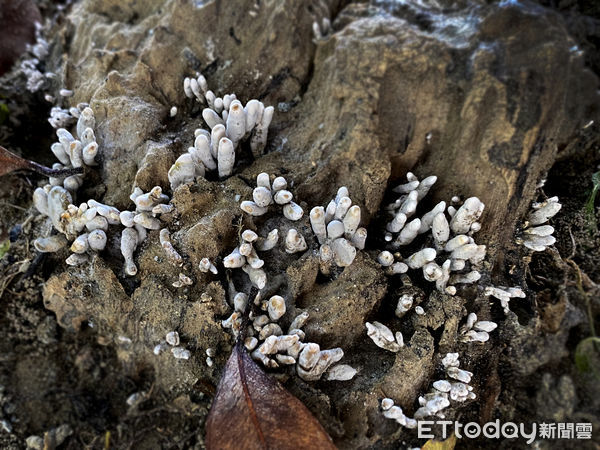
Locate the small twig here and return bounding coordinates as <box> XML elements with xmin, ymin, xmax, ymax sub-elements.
<box><xmin>562</xmin><ymin>227</ymin><xmax>597</xmax><ymax>338</ymax></box>
<box><xmin>568</xmin><ymin>227</ymin><xmax>577</xmax><ymax>260</ymax></box>
<box><xmin>2</xmin><ymin>202</ymin><xmax>26</xmax><ymax>211</ymax></box>
<box><xmin>26</xmin><ymin>161</ymin><xmax>84</xmax><ymax>178</ymax></box>
<box><xmin>104</xmin><ymin>431</ymin><xmax>111</xmax><ymax>450</ymax></box>
<box><xmin>0</xmin><ymin>145</ymin><xmax>84</xmax><ymax>179</ymax></box>
<box><xmin>567</xmin><ymin>259</ymin><xmax>596</xmax><ymax>337</ymax></box>
<box><xmin>0</xmin><ymin>270</ymin><xmax>19</xmax><ymax>301</ymax></box>
<box><xmin>42</xmin><ymin>165</ymin><xmax>84</xmax><ymax>178</ymax></box>
<box><xmin>532</xmin><ymin>274</ymin><xmax>552</xmax><ymax>285</ymax></box>
<box><xmin>4</xmin><ymin>289</ymin><xmax>25</xmax><ymax>298</ymax></box>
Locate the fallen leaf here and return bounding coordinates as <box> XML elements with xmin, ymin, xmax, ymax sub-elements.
<box><xmin>422</xmin><ymin>433</ymin><xmax>457</xmax><ymax>450</ymax></box>
<box><xmin>0</xmin><ymin>145</ymin><xmax>82</xmax><ymax>178</ymax></box>
<box><xmin>205</xmin><ymin>341</ymin><xmax>337</xmax><ymax>450</ymax></box>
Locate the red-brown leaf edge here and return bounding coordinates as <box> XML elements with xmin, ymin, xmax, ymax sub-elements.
<box><xmin>205</xmin><ymin>342</ymin><xmax>337</xmax><ymax>450</ymax></box>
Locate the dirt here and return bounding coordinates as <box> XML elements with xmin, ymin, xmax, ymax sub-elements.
<box><xmin>0</xmin><ymin>0</ymin><xmax>599</xmax><ymax>449</ymax></box>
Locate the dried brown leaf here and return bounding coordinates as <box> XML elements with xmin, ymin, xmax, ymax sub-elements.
<box><xmin>0</xmin><ymin>145</ymin><xmax>82</xmax><ymax>178</ymax></box>
<box><xmin>206</xmin><ymin>342</ymin><xmax>337</xmax><ymax>450</ymax></box>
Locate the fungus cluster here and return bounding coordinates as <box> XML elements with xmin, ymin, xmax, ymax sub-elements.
<box><xmin>120</xmin><ymin>186</ymin><xmax>172</xmax><ymax>276</ymax></box>
<box><xmin>169</xmin><ymin>74</ymin><xmax>274</xmax><ymax>188</ymax></box>
<box><xmin>198</xmin><ymin>257</ymin><xmax>218</xmax><ymax>274</ymax></box>
<box><xmin>229</xmin><ymin>172</ymin><xmax>311</xmax><ymax>288</ymax></box>
<box><xmin>223</xmin><ymin>228</ymin><xmax>279</xmax><ymax>289</ymax></box>
<box><xmin>46</xmin><ymin>105</ymin><xmax>99</xmax><ymax>192</ymax></box>
<box><xmin>389</xmin><ymin>285</ymin><xmax>423</xmax><ymax>320</ymax></box>
<box><xmin>19</xmin><ymin>23</ymin><xmax>50</xmax><ymax>93</ymax></box>
<box><xmin>153</xmin><ymin>331</ymin><xmax>191</xmax><ymax>360</ymax></box>
<box><xmin>222</xmin><ymin>286</ymin><xmax>355</xmax><ymax>382</ymax></box>
<box><xmin>219</xmin><ymin>179</ymin><xmax>364</xmax><ymax>381</ymax></box>
<box><xmin>309</xmin><ymin>187</ymin><xmax>366</xmax><ymax>271</ymax></box>
<box><xmin>240</xmin><ymin>172</ymin><xmax>304</xmax><ymax>220</ymax></box>
<box><xmin>381</xmin><ymin>353</ymin><xmax>475</xmax><ymax>428</ymax></box>
<box><xmin>33</xmin><ymin>183</ymin><xmax>171</xmax><ymax>272</ymax></box>
<box><xmin>21</xmin><ymin>51</ymin><xmax>566</xmax><ymax>445</ymax></box>
<box><xmin>365</xmin><ymin>321</ymin><xmax>404</xmax><ymax>352</ymax></box>
<box><xmin>484</xmin><ymin>285</ymin><xmax>526</xmax><ymax>314</ymax></box>
<box><xmin>459</xmin><ymin>313</ymin><xmax>498</xmax><ymax>343</ymax></box>
<box><xmin>414</xmin><ymin>353</ymin><xmax>476</xmax><ymax>418</ymax></box>
<box><xmin>34</xmin><ymin>194</ymin><xmax>118</xmax><ymax>266</ymax></box>
<box><xmin>517</xmin><ymin>196</ymin><xmax>561</xmax><ymax>252</ymax></box>
<box><xmin>377</xmin><ymin>172</ymin><xmax>486</xmax><ymax>295</ymax></box>
<box><xmin>48</xmin><ymin>102</ymin><xmax>82</xmax><ymax>129</ymax></box>
<box><xmin>31</xmin><ymin>105</ymin><xmax>106</xmax><ymax>260</ymax></box>
<box><xmin>159</xmin><ymin>228</ymin><xmax>184</xmax><ymax>268</ymax></box>
<box><xmin>33</xmin><ymin>188</ymin><xmax>105</xmax><ymax>254</ymax></box>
